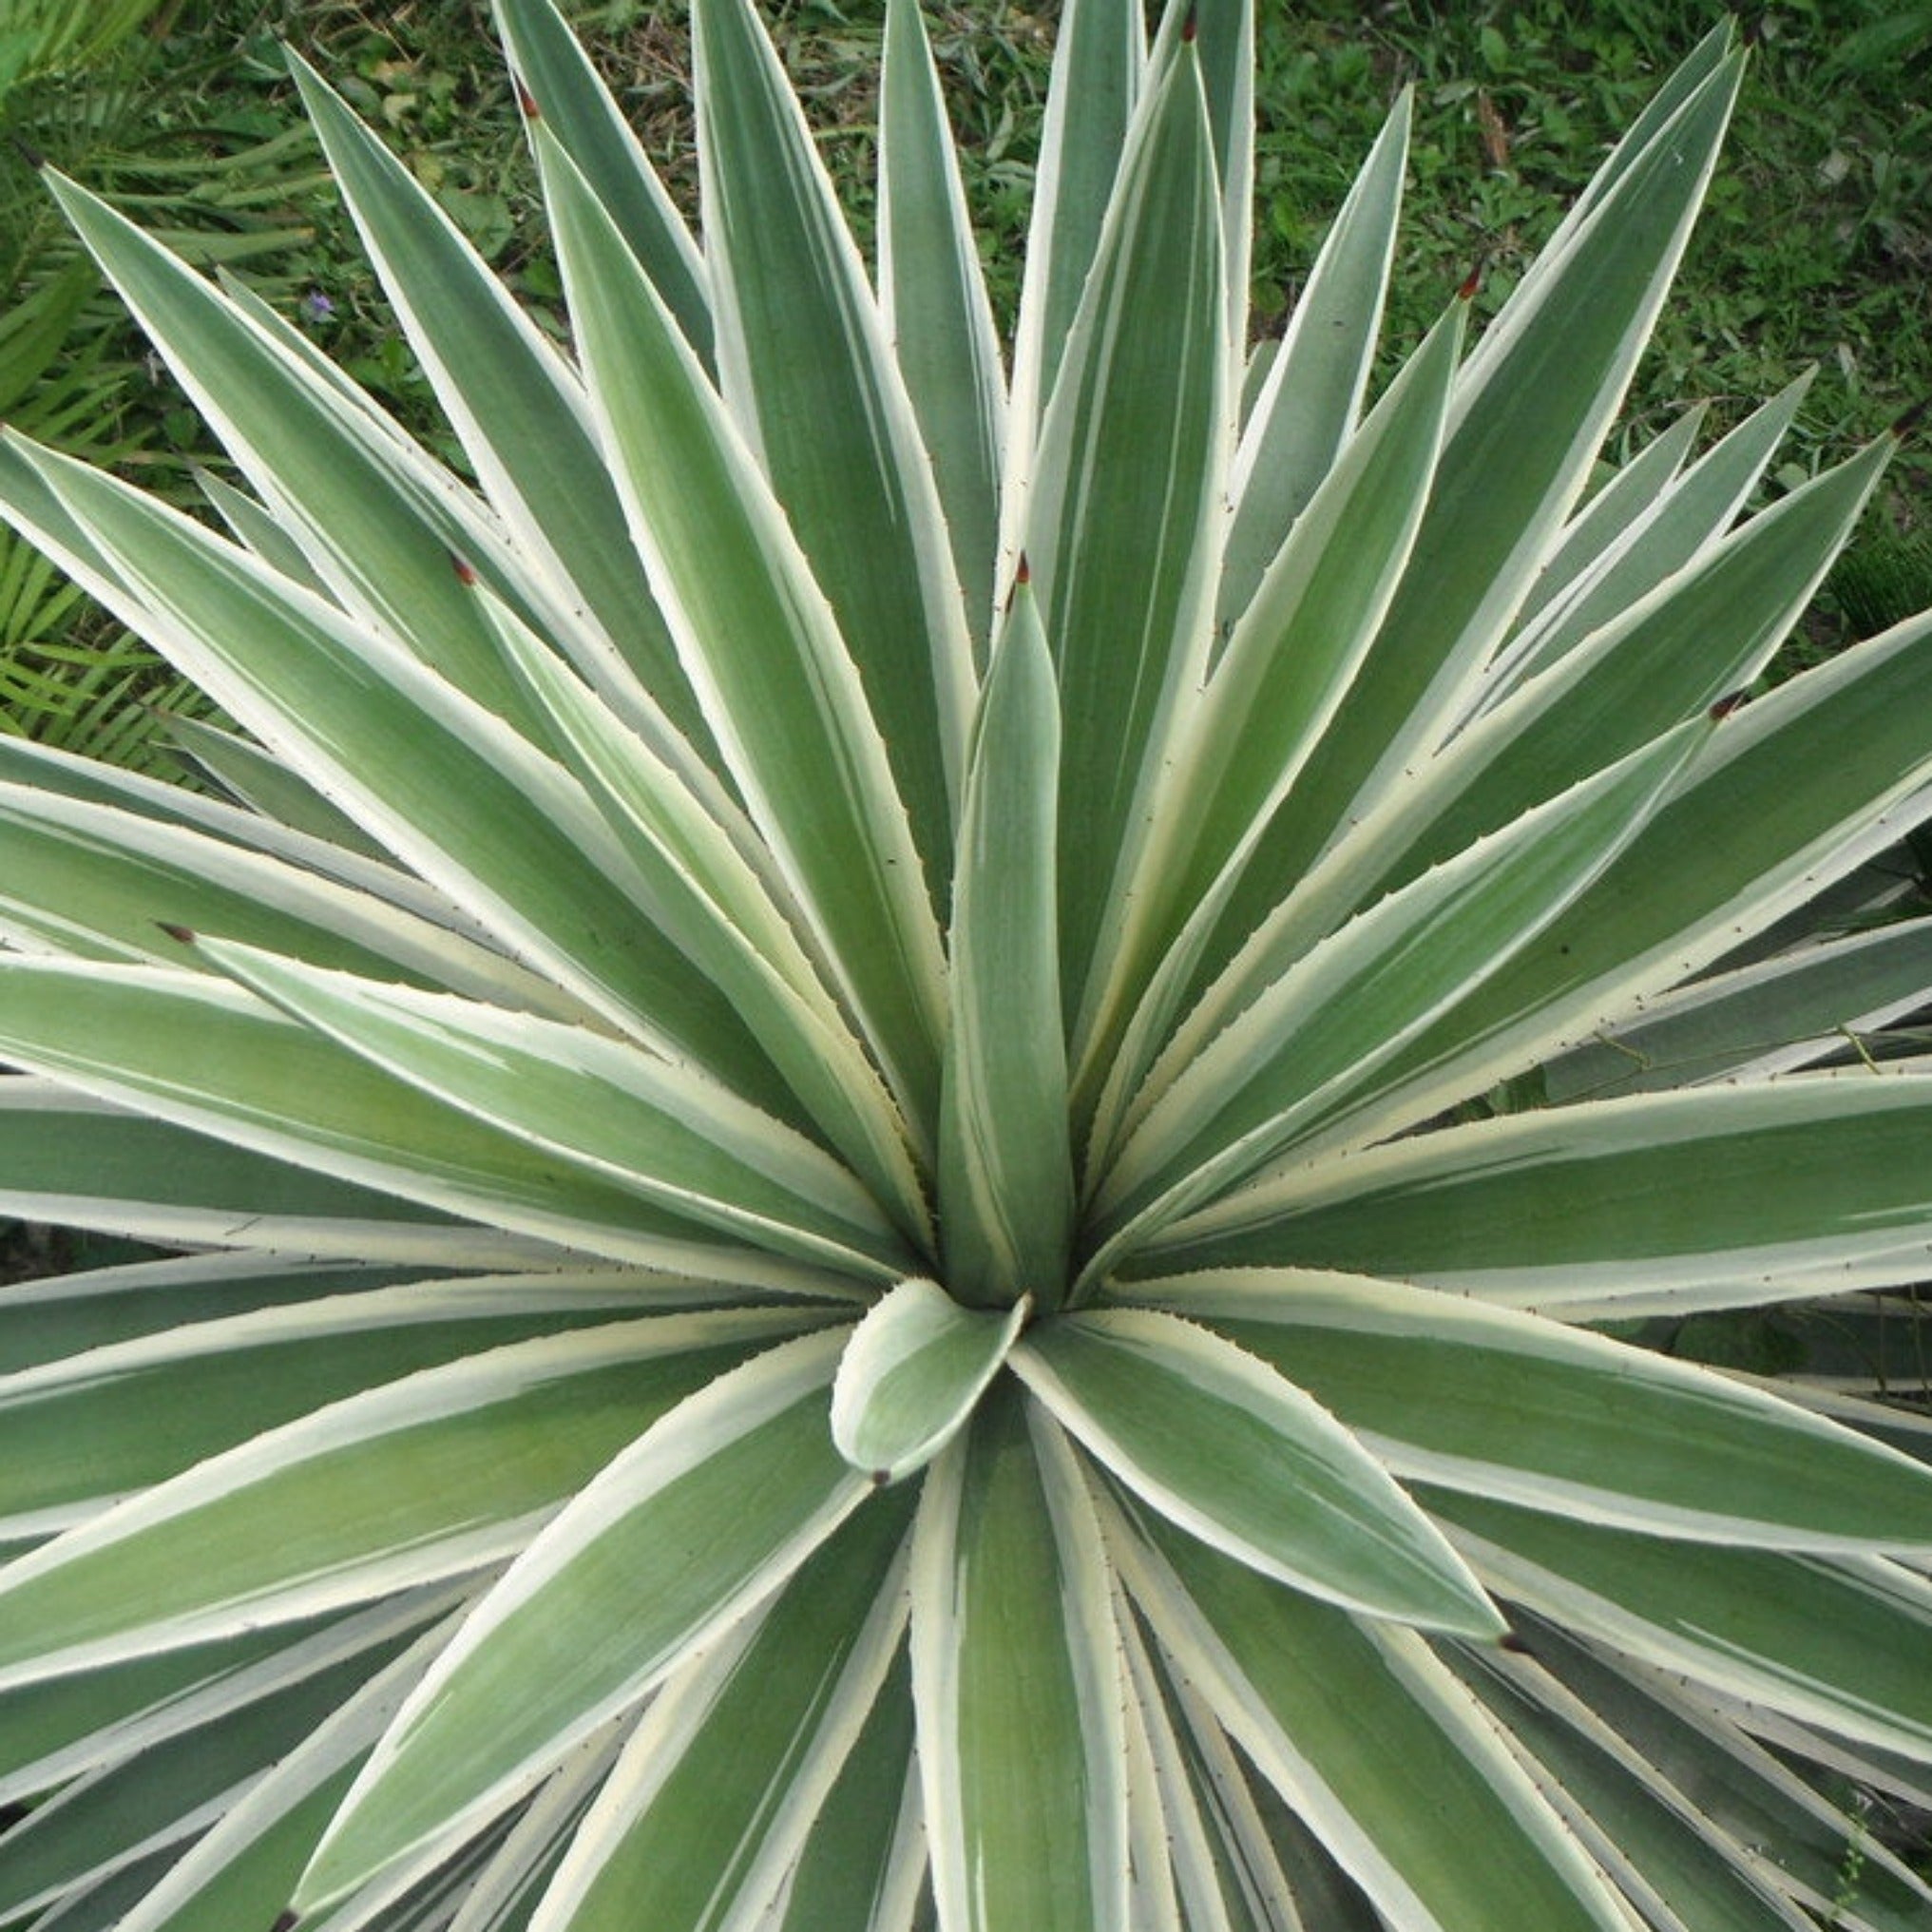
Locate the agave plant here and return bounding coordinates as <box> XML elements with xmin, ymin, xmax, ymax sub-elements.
<box><xmin>0</xmin><ymin>0</ymin><xmax>1930</xmax><ymax>1925</ymax></box>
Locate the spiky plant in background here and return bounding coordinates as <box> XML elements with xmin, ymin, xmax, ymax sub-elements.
<box><xmin>0</xmin><ymin>0</ymin><xmax>1929</xmax><ymax>1925</ymax></box>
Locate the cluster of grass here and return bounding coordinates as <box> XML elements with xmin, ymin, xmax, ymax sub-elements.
<box><xmin>6</xmin><ymin>1</ymin><xmax>1928</xmax><ymax>739</ymax></box>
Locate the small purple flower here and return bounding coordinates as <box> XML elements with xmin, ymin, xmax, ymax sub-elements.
<box><xmin>301</xmin><ymin>289</ymin><xmax>336</xmax><ymax>322</ymax></box>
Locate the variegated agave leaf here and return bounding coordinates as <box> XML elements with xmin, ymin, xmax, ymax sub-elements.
<box><xmin>0</xmin><ymin>2</ymin><xmax>1929</xmax><ymax>1928</ymax></box>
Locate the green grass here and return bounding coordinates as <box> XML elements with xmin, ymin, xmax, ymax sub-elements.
<box><xmin>4</xmin><ymin>0</ymin><xmax>1929</xmax><ymax>731</ymax></box>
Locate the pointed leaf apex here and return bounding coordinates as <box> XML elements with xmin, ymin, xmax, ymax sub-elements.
<box><xmin>513</xmin><ymin>75</ymin><xmax>541</xmax><ymax>121</ymax></box>
<box><xmin>1708</xmin><ymin>688</ymin><xmax>1750</xmax><ymax>720</ymax></box>
<box><xmin>272</xmin><ymin>1913</ymin><xmax>300</xmax><ymax>1932</ymax></box>
<box><xmin>1181</xmin><ymin>5</ymin><xmax>1198</xmax><ymax>43</ymax></box>
<box><xmin>1457</xmin><ymin>260</ymin><xmax>1484</xmax><ymax>302</ymax></box>
<box><xmin>156</xmin><ymin>922</ymin><xmax>197</xmax><ymax>947</ymax></box>
<box><xmin>9</xmin><ymin>133</ymin><xmax>47</xmax><ymax>172</ymax></box>
<box><xmin>449</xmin><ymin>552</ymin><xmax>479</xmax><ymax>585</ymax></box>
<box><xmin>1889</xmin><ymin>395</ymin><xmax>1930</xmax><ymax>445</ymax></box>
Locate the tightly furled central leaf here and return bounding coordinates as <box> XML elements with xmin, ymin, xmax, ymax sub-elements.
<box><xmin>0</xmin><ymin>1</ymin><xmax>1928</xmax><ymax>1928</ymax></box>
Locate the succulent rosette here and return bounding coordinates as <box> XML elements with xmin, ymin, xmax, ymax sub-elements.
<box><xmin>0</xmin><ymin>2</ymin><xmax>1928</xmax><ymax>1927</ymax></box>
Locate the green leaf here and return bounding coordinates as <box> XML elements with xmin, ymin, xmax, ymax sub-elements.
<box><xmin>1094</xmin><ymin>724</ymin><xmax>1701</xmax><ymax>1256</ymax></box>
<box><xmin>1498</xmin><ymin>401</ymin><xmax>1707</xmax><ymax>650</ymax></box>
<box><xmin>771</xmin><ymin>1649</ymin><xmax>923</xmax><ymax>1932</ymax></box>
<box><xmin>0</xmin><ymin>1312</ymin><xmax>802</xmax><ymax>1684</ymax></box>
<box><xmin>0</xmin><ymin>776</ymin><xmax>565</xmax><ymax>1015</ymax></box>
<box><xmin>0</xmin><ymin>1253</ymin><xmax>427</xmax><ymax>1378</ymax></box>
<box><xmin>1113</xmin><ymin>1503</ymin><xmax>1633</xmax><ymax>1932</ymax></box>
<box><xmin>0</xmin><ymin>436</ymin><xmax>780</xmax><ymax>1100</ymax></box>
<box><xmin>1219</xmin><ymin>90</ymin><xmax>1407</xmax><ymax>630</ymax></box>
<box><xmin>0</xmin><ymin>1077</ymin><xmax>546</xmax><ymax>1272</ymax></box>
<box><xmin>526</xmin><ymin>1496</ymin><xmax>911</xmax><ymax>1930</ymax></box>
<box><xmin>1206</xmin><ymin>50</ymin><xmax>1745</xmax><ymax>972</ymax></box>
<box><xmin>1542</xmin><ymin>917</ymin><xmax>1932</xmax><ymax>1100</ymax></box>
<box><xmin>831</xmin><ymin>1278</ymin><xmax>1030</xmax><ymax>1484</ymax></box>
<box><xmin>0</xmin><ymin>963</ymin><xmax>847</xmax><ymax>1291</ymax></box>
<box><xmin>1127</xmin><ymin>1270</ymin><xmax>1932</xmax><ymax>1550</ymax></box>
<box><xmin>198</xmin><ymin>938</ymin><xmax>914</xmax><ymax>1282</ymax></box>
<box><xmin>492</xmin><ymin>0</ymin><xmax>712</xmax><ymax>365</ymax></box>
<box><xmin>0</xmin><ymin>1595</ymin><xmax>444</xmax><ymax>1808</ymax></box>
<box><xmin>160</xmin><ymin>713</ymin><xmax>388</xmax><ymax>857</ymax></box>
<box><xmin>1014</xmin><ymin>1308</ymin><xmax>1502</xmax><ymax>1637</ymax></box>
<box><xmin>46</xmin><ymin>172</ymin><xmax>545</xmax><ymax>735</ymax></box>
<box><xmin>909</xmin><ymin>1386</ymin><xmax>1129</xmax><ymax>1932</ymax></box>
<box><xmin>474</xmin><ymin>576</ymin><xmax>932</xmax><ymax>1234</ymax></box>
<box><xmin>433</xmin><ymin>1727</ymin><xmax>622</xmax><ymax>1932</ymax></box>
<box><xmin>879</xmin><ymin>0</ymin><xmax>1006</xmax><ymax>656</ymax></box>
<box><xmin>535</xmin><ymin>121</ymin><xmax>950</xmax><ymax>1135</ymax></box>
<box><xmin>1521</xmin><ymin>1623</ymin><xmax>1932</xmax><ymax>1930</ymax></box>
<box><xmin>1445</xmin><ymin>1645</ymin><xmax>1820</xmax><ymax>1932</ymax></box>
<box><xmin>1152</xmin><ymin>1072</ymin><xmax>1932</xmax><ymax>1319</ymax></box>
<box><xmin>0</xmin><ymin>732</ymin><xmax>517</xmax><ymax>943</ymax></box>
<box><xmin>1005</xmin><ymin>0</ymin><xmax>1145</xmax><ymax>435</ymax></box>
<box><xmin>0</xmin><ymin>1629</ymin><xmax>413</xmax><ymax>1924</ymax></box>
<box><xmin>1173</xmin><ymin>607</ymin><xmax>1932</xmax><ymax>1192</ymax></box>
<box><xmin>938</xmin><ymin>583</ymin><xmax>1075</xmax><ymax>1306</ymax></box>
<box><xmin>1315</xmin><ymin>434</ymin><xmax>1892</xmax><ymax>919</ymax></box>
<box><xmin>121</xmin><ymin>1751</ymin><xmax>368</xmax><ymax>1932</ymax></box>
<box><xmin>1117</xmin><ymin>1610</ymin><xmax>1283</xmax><ymax>1932</ymax></box>
<box><xmin>1176</xmin><ymin>0</ymin><xmax>1256</xmax><ymax>358</ymax></box>
<box><xmin>1025</xmin><ymin>36</ymin><xmax>1229</xmax><ymax>1027</ymax></box>
<box><xmin>0</xmin><ymin>1274</ymin><xmax>677</xmax><ymax>1536</ymax></box>
<box><xmin>296</xmin><ymin>1327</ymin><xmax>870</xmax><ymax>1913</ymax></box>
<box><xmin>288</xmin><ymin>55</ymin><xmax>713</xmax><ymax>754</ymax></box>
<box><xmin>1078</xmin><ymin>295</ymin><xmax>1466</xmax><ymax>1138</ymax></box>
<box><xmin>1434</xmin><ymin>1490</ymin><xmax>1932</xmax><ymax>1761</ymax></box>
<box><xmin>694</xmin><ymin>0</ymin><xmax>974</xmax><ymax>894</ymax></box>
<box><xmin>1489</xmin><ymin>373</ymin><xmax>1808</xmax><ymax>699</ymax></box>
